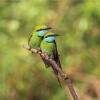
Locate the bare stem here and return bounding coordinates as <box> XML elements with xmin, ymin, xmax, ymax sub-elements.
<box><xmin>23</xmin><ymin>45</ymin><xmax>79</xmax><ymax>100</ymax></box>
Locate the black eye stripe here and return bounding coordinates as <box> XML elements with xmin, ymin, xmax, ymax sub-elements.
<box><xmin>36</xmin><ymin>27</ymin><xmax>51</xmax><ymax>32</ymax></box>
<box><xmin>45</xmin><ymin>35</ymin><xmax>55</xmax><ymax>38</ymax></box>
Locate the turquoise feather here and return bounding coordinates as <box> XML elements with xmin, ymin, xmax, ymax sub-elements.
<box><xmin>37</xmin><ymin>30</ymin><xmax>48</xmax><ymax>37</ymax></box>
<box><xmin>44</xmin><ymin>36</ymin><xmax>55</xmax><ymax>42</ymax></box>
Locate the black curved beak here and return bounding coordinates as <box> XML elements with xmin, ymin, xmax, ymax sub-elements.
<box><xmin>46</xmin><ymin>27</ymin><xmax>52</xmax><ymax>30</ymax></box>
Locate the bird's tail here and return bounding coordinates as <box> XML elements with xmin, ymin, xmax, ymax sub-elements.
<box><xmin>52</xmin><ymin>67</ymin><xmax>62</xmax><ymax>88</ymax></box>
<box><xmin>56</xmin><ymin>75</ymin><xmax>62</xmax><ymax>88</ymax></box>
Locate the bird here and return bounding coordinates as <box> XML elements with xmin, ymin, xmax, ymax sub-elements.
<box><xmin>40</xmin><ymin>32</ymin><xmax>62</xmax><ymax>87</ymax></box>
<box><xmin>28</xmin><ymin>25</ymin><xmax>51</xmax><ymax>50</ymax></box>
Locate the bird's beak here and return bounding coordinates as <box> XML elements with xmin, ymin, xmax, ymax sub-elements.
<box><xmin>54</xmin><ymin>34</ymin><xmax>60</xmax><ymax>37</ymax></box>
<box><xmin>46</xmin><ymin>27</ymin><xmax>52</xmax><ymax>30</ymax></box>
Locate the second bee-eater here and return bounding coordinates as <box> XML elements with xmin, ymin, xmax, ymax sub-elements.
<box><xmin>28</xmin><ymin>25</ymin><xmax>51</xmax><ymax>49</ymax></box>
<box><xmin>40</xmin><ymin>32</ymin><xmax>62</xmax><ymax>86</ymax></box>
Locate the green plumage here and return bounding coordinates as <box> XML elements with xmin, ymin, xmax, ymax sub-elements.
<box><xmin>28</xmin><ymin>31</ymin><xmax>43</xmax><ymax>49</ymax></box>
<box><xmin>40</xmin><ymin>38</ymin><xmax>56</xmax><ymax>67</ymax></box>
<box><xmin>28</xmin><ymin>25</ymin><xmax>51</xmax><ymax>49</ymax></box>
<box><xmin>40</xmin><ymin>32</ymin><xmax>61</xmax><ymax>68</ymax></box>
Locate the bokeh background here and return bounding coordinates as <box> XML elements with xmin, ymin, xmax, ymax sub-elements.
<box><xmin>0</xmin><ymin>0</ymin><xmax>100</xmax><ymax>100</ymax></box>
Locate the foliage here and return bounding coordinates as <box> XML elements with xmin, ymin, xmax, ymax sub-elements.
<box><xmin>0</xmin><ymin>0</ymin><xmax>100</xmax><ymax>100</ymax></box>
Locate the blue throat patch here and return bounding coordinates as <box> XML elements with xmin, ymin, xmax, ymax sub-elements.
<box><xmin>37</xmin><ymin>30</ymin><xmax>47</xmax><ymax>37</ymax></box>
<box><xmin>45</xmin><ymin>36</ymin><xmax>55</xmax><ymax>42</ymax></box>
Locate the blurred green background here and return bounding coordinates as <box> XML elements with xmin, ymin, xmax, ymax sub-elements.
<box><xmin>0</xmin><ymin>0</ymin><xmax>100</xmax><ymax>100</ymax></box>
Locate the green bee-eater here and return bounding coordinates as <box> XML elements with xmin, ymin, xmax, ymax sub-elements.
<box><xmin>40</xmin><ymin>32</ymin><xmax>62</xmax><ymax>86</ymax></box>
<box><xmin>28</xmin><ymin>25</ymin><xmax>51</xmax><ymax>49</ymax></box>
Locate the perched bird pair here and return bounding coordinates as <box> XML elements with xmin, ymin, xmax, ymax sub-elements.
<box><xmin>28</xmin><ymin>25</ymin><xmax>62</xmax><ymax>86</ymax></box>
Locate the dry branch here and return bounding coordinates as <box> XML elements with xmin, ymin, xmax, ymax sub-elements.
<box><xmin>23</xmin><ymin>45</ymin><xmax>79</xmax><ymax>100</ymax></box>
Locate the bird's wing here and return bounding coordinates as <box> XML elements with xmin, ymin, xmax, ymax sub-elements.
<box><xmin>54</xmin><ymin>41</ymin><xmax>62</xmax><ymax>69</ymax></box>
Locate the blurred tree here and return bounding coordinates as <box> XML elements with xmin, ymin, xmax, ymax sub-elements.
<box><xmin>0</xmin><ymin>0</ymin><xmax>100</xmax><ymax>100</ymax></box>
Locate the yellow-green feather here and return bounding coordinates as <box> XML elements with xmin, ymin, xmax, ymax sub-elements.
<box><xmin>28</xmin><ymin>31</ymin><xmax>43</xmax><ymax>49</ymax></box>
<box><xmin>40</xmin><ymin>40</ymin><xmax>55</xmax><ymax>55</ymax></box>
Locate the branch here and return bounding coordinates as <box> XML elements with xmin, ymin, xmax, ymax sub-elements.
<box><xmin>23</xmin><ymin>45</ymin><xmax>79</xmax><ymax>100</ymax></box>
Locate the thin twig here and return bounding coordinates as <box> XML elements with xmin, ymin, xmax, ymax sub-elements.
<box><xmin>23</xmin><ymin>45</ymin><xmax>79</xmax><ymax>100</ymax></box>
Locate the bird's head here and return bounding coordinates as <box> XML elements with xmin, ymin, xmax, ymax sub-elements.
<box><xmin>44</xmin><ymin>32</ymin><xmax>59</xmax><ymax>42</ymax></box>
<box><xmin>34</xmin><ymin>25</ymin><xmax>52</xmax><ymax>37</ymax></box>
